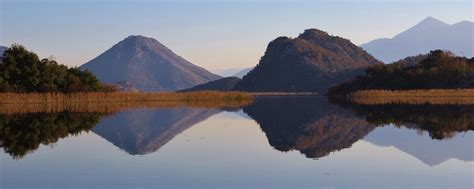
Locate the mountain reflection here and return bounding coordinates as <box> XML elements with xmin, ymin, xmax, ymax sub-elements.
<box><xmin>243</xmin><ymin>97</ymin><xmax>375</xmax><ymax>159</ymax></box>
<box><xmin>92</xmin><ymin>108</ymin><xmax>222</xmax><ymax>155</ymax></box>
<box><xmin>244</xmin><ymin>97</ymin><xmax>474</xmax><ymax>163</ymax></box>
<box><xmin>1</xmin><ymin>97</ymin><xmax>473</xmax><ymax>164</ymax></box>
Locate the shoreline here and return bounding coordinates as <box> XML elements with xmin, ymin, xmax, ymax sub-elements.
<box><xmin>347</xmin><ymin>89</ymin><xmax>474</xmax><ymax>105</ymax></box>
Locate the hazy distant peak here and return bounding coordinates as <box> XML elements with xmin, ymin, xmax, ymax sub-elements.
<box><xmin>396</xmin><ymin>17</ymin><xmax>448</xmax><ymax>38</ymax></box>
<box><xmin>0</xmin><ymin>46</ymin><xmax>7</xmax><ymax>55</ymax></box>
<box><xmin>417</xmin><ymin>16</ymin><xmax>447</xmax><ymax>27</ymax></box>
<box><xmin>361</xmin><ymin>17</ymin><xmax>473</xmax><ymax>63</ymax></box>
<box><xmin>452</xmin><ymin>20</ymin><xmax>474</xmax><ymax>26</ymax></box>
<box><xmin>0</xmin><ymin>46</ymin><xmax>7</xmax><ymax>63</ymax></box>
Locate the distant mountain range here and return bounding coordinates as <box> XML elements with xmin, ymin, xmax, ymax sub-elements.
<box><xmin>0</xmin><ymin>46</ymin><xmax>7</xmax><ymax>55</ymax></box>
<box><xmin>361</xmin><ymin>17</ymin><xmax>474</xmax><ymax>63</ymax></box>
<box><xmin>180</xmin><ymin>77</ymin><xmax>241</xmax><ymax>92</ymax></box>
<box><xmin>233</xmin><ymin>29</ymin><xmax>380</xmax><ymax>93</ymax></box>
<box><xmin>80</xmin><ymin>35</ymin><xmax>221</xmax><ymax>91</ymax></box>
<box><xmin>0</xmin><ymin>46</ymin><xmax>7</xmax><ymax>63</ymax></box>
<box><xmin>233</xmin><ymin>67</ymin><xmax>253</xmax><ymax>78</ymax></box>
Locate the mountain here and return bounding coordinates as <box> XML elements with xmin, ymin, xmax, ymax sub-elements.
<box><xmin>361</xmin><ymin>17</ymin><xmax>474</xmax><ymax>63</ymax></box>
<box><xmin>233</xmin><ymin>29</ymin><xmax>380</xmax><ymax>93</ymax></box>
<box><xmin>180</xmin><ymin>77</ymin><xmax>241</xmax><ymax>92</ymax></box>
<box><xmin>233</xmin><ymin>67</ymin><xmax>253</xmax><ymax>78</ymax></box>
<box><xmin>80</xmin><ymin>35</ymin><xmax>221</xmax><ymax>91</ymax></box>
<box><xmin>110</xmin><ymin>80</ymin><xmax>139</xmax><ymax>92</ymax></box>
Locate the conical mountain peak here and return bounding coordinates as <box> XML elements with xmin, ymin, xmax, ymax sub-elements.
<box><xmin>122</xmin><ymin>35</ymin><xmax>158</xmax><ymax>44</ymax></box>
<box><xmin>415</xmin><ymin>16</ymin><xmax>447</xmax><ymax>28</ymax></box>
<box><xmin>117</xmin><ymin>35</ymin><xmax>169</xmax><ymax>53</ymax></box>
<box><xmin>80</xmin><ymin>35</ymin><xmax>221</xmax><ymax>91</ymax></box>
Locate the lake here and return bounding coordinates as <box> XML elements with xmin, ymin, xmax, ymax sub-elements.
<box><xmin>1</xmin><ymin>96</ymin><xmax>473</xmax><ymax>189</ymax></box>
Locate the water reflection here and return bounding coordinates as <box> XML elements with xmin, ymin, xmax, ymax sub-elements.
<box><xmin>0</xmin><ymin>112</ymin><xmax>103</xmax><ymax>158</ymax></box>
<box><xmin>366</xmin><ymin>125</ymin><xmax>474</xmax><ymax>166</ymax></box>
<box><xmin>92</xmin><ymin>108</ymin><xmax>222</xmax><ymax>155</ymax></box>
<box><xmin>243</xmin><ymin>97</ymin><xmax>375</xmax><ymax>159</ymax></box>
<box><xmin>341</xmin><ymin>103</ymin><xmax>474</xmax><ymax>139</ymax></box>
<box><xmin>0</xmin><ymin>97</ymin><xmax>473</xmax><ymax>164</ymax></box>
<box><xmin>246</xmin><ymin>97</ymin><xmax>473</xmax><ymax>163</ymax></box>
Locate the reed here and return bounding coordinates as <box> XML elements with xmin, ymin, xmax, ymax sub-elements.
<box><xmin>0</xmin><ymin>91</ymin><xmax>254</xmax><ymax>114</ymax></box>
<box><xmin>348</xmin><ymin>89</ymin><xmax>474</xmax><ymax>105</ymax></box>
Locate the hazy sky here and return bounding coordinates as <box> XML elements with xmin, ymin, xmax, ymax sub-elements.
<box><xmin>1</xmin><ymin>0</ymin><xmax>472</xmax><ymax>74</ymax></box>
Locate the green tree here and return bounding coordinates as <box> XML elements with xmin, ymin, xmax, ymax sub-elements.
<box><xmin>0</xmin><ymin>44</ymin><xmax>104</xmax><ymax>92</ymax></box>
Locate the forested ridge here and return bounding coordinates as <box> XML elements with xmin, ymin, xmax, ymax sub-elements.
<box><xmin>329</xmin><ymin>50</ymin><xmax>474</xmax><ymax>95</ymax></box>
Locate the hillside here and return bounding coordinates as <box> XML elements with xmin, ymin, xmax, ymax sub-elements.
<box><xmin>81</xmin><ymin>35</ymin><xmax>221</xmax><ymax>91</ymax></box>
<box><xmin>329</xmin><ymin>50</ymin><xmax>474</xmax><ymax>95</ymax></box>
<box><xmin>233</xmin><ymin>29</ymin><xmax>380</xmax><ymax>92</ymax></box>
<box><xmin>361</xmin><ymin>17</ymin><xmax>474</xmax><ymax>63</ymax></box>
<box><xmin>180</xmin><ymin>77</ymin><xmax>241</xmax><ymax>92</ymax></box>
<box><xmin>233</xmin><ymin>67</ymin><xmax>253</xmax><ymax>78</ymax></box>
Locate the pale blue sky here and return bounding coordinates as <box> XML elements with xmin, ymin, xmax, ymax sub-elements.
<box><xmin>1</xmin><ymin>0</ymin><xmax>472</xmax><ymax>73</ymax></box>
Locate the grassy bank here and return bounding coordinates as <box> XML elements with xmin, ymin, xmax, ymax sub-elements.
<box><xmin>0</xmin><ymin>91</ymin><xmax>254</xmax><ymax>114</ymax></box>
<box><xmin>348</xmin><ymin>89</ymin><xmax>474</xmax><ymax>105</ymax></box>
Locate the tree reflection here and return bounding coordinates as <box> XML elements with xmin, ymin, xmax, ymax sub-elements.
<box><xmin>0</xmin><ymin>112</ymin><xmax>103</xmax><ymax>159</ymax></box>
<box><xmin>245</xmin><ymin>96</ymin><xmax>474</xmax><ymax>159</ymax></box>
<box><xmin>342</xmin><ymin>103</ymin><xmax>474</xmax><ymax>140</ymax></box>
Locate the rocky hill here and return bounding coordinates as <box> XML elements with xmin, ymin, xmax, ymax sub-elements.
<box><xmin>233</xmin><ymin>29</ymin><xmax>380</xmax><ymax>92</ymax></box>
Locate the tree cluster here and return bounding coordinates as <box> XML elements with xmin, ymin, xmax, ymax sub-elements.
<box><xmin>329</xmin><ymin>50</ymin><xmax>474</xmax><ymax>95</ymax></box>
<box><xmin>0</xmin><ymin>45</ymin><xmax>104</xmax><ymax>92</ymax></box>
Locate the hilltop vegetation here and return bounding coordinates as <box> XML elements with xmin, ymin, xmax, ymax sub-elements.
<box><xmin>0</xmin><ymin>45</ymin><xmax>104</xmax><ymax>93</ymax></box>
<box><xmin>329</xmin><ymin>50</ymin><xmax>474</xmax><ymax>95</ymax></box>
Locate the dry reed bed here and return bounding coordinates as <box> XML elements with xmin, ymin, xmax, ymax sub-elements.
<box><xmin>0</xmin><ymin>91</ymin><xmax>254</xmax><ymax>114</ymax></box>
<box><xmin>349</xmin><ymin>89</ymin><xmax>474</xmax><ymax>105</ymax></box>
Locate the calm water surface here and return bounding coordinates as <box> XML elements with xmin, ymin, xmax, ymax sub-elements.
<box><xmin>1</xmin><ymin>97</ymin><xmax>473</xmax><ymax>189</ymax></box>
